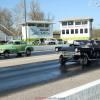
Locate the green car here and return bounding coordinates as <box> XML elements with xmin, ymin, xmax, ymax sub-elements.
<box><xmin>0</xmin><ymin>40</ymin><xmax>34</xmax><ymax>58</ymax></box>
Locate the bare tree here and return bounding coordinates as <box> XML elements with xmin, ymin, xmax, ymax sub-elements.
<box><xmin>29</xmin><ymin>0</ymin><xmax>41</xmax><ymax>20</ymax></box>
<box><xmin>0</xmin><ymin>7</ymin><xmax>13</xmax><ymax>30</ymax></box>
<box><xmin>46</xmin><ymin>12</ymin><xmax>55</xmax><ymax>22</ymax></box>
<box><xmin>13</xmin><ymin>0</ymin><xmax>25</xmax><ymax>29</ymax></box>
<box><xmin>29</xmin><ymin>0</ymin><xmax>55</xmax><ymax>21</ymax></box>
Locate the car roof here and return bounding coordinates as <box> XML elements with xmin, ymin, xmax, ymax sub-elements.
<box><xmin>9</xmin><ymin>40</ymin><xmax>23</xmax><ymax>42</ymax></box>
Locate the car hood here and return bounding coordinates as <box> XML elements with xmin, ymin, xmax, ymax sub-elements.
<box><xmin>60</xmin><ymin>46</ymin><xmax>75</xmax><ymax>51</ymax></box>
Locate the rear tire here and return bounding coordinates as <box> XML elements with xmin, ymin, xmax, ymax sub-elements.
<box><xmin>80</xmin><ymin>56</ymin><xmax>89</xmax><ymax>66</ymax></box>
<box><xmin>26</xmin><ymin>49</ymin><xmax>31</xmax><ymax>56</ymax></box>
<box><xmin>4</xmin><ymin>51</ymin><xmax>9</xmax><ymax>58</ymax></box>
<box><xmin>59</xmin><ymin>55</ymin><xmax>66</xmax><ymax>65</ymax></box>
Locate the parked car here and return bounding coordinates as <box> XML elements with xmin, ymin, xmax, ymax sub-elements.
<box><xmin>56</xmin><ymin>39</ymin><xmax>64</xmax><ymax>44</ymax></box>
<box><xmin>32</xmin><ymin>40</ymin><xmax>41</xmax><ymax>45</ymax></box>
<box><xmin>55</xmin><ymin>40</ymin><xmax>100</xmax><ymax>66</ymax></box>
<box><xmin>44</xmin><ymin>39</ymin><xmax>57</xmax><ymax>45</ymax></box>
<box><xmin>0</xmin><ymin>40</ymin><xmax>34</xmax><ymax>58</ymax></box>
<box><xmin>69</xmin><ymin>40</ymin><xmax>90</xmax><ymax>47</ymax></box>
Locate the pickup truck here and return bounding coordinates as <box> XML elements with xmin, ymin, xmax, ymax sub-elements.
<box><xmin>0</xmin><ymin>40</ymin><xmax>34</xmax><ymax>58</ymax></box>
<box><xmin>55</xmin><ymin>40</ymin><xmax>100</xmax><ymax>66</ymax></box>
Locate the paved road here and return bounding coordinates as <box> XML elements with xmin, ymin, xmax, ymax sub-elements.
<box><xmin>0</xmin><ymin>50</ymin><xmax>100</xmax><ymax>100</ymax></box>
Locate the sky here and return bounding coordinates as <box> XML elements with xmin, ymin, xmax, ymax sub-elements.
<box><xmin>0</xmin><ymin>0</ymin><xmax>100</xmax><ymax>31</ymax></box>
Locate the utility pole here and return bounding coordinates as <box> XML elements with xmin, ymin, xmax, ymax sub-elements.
<box><xmin>24</xmin><ymin>0</ymin><xmax>27</xmax><ymax>43</ymax></box>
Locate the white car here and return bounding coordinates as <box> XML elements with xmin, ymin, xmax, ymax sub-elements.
<box><xmin>56</xmin><ymin>39</ymin><xmax>64</xmax><ymax>44</ymax></box>
<box><xmin>44</xmin><ymin>39</ymin><xmax>57</xmax><ymax>45</ymax></box>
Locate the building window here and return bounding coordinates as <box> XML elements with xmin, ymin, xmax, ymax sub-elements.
<box><xmin>82</xmin><ymin>21</ymin><xmax>87</xmax><ymax>25</ymax></box>
<box><xmin>45</xmin><ymin>24</ymin><xmax>50</xmax><ymax>27</ymax></box>
<box><xmin>37</xmin><ymin>24</ymin><xmax>44</xmax><ymax>27</ymax></box>
<box><xmin>85</xmin><ymin>28</ymin><xmax>88</xmax><ymax>33</ymax></box>
<box><xmin>75</xmin><ymin>29</ymin><xmax>78</xmax><ymax>34</ymax></box>
<box><xmin>62</xmin><ymin>30</ymin><xmax>65</xmax><ymax>34</ymax></box>
<box><xmin>71</xmin><ymin>29</ymin><xmax>74</xmax><ymax>34</ymax></box>
<box><xmin>68</xmin><ymin>21</ymin><xmax>73</xmax><ymax>25</ymax></box>
<box><xmin>75</xmin><ymin>22</ymin><xmax>81</xmax><ymax>25</ymax></box>
<box><xmin>80</xmin><ymin>29</ymin><xmax>83</xmax><ymax>34</ymax></box>
<box><xmin>62</xmin><ymin>22</ymin><xmax>67</xmax><ymax>26</ymax></box>
<box><xmin>66</xmin><ymin>29</ymin><xmax>69</xmax><ymax>34</ymax></box>
<box><xmin>28</xmin><ymin>24</ymin><xmax>36</xmax><ymax>26</ymax></box>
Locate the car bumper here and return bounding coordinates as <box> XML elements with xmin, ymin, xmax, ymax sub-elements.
<box><xmin>58</xmin><ymin>51</ymin><xmax>81</xmax><ymax>58</ymax></box>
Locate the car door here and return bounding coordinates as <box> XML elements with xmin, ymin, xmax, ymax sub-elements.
<box><xmin>21</xmin><ymin>41</ymin><xmax>26</xmax><ymax>51</ymax></box>
<box><xmin>12</xmin><ymin>41</ymin><xmax>22</xmax><ymax>53</ymax></box>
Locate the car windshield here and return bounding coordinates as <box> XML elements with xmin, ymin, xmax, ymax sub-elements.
<box><xmin>51</xmin><ymin>39</ymin><xmax>56</xmax><ymax>41</ymax></box>
<box><xmin>6</xmin><ymin>41</ymin><xmax>13</xmax><ymax>45</ymax></box>
<box><xmin>82</xmin><ymin>41</ymin><xmax>90</xmax><ymax>45</ymax></box>
<box><xmin>57</xmin><ymin>39</ymin><xmax>62</xmax><ymax>41</ymax></box>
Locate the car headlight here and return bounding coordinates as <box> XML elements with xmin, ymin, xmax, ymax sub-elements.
<box><xmin>75</xmin><ymin>48</ymin><xmax>78</xmax><ymax>52</ymax></box>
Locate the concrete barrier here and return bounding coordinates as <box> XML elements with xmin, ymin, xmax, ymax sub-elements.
<box><xmin>47</xmin><ymin>79</ymin><xmax>100</xmax><ymax>100</ymax></box>
<box><xmin>33</xmin><ymin>44</ymin><xmax>69</xmax><ymax>51</ymax></box>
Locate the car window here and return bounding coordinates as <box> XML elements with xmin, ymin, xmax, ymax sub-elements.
<box><xmin>14</xmin><ymin>42</ymin><xmax>20</xmax><ymax>45</ymax></box>
<box><xmin>21</xmin><ymin>42</ymin><xmax>25</xmax><ymax>44</ymax></box>
<box><xmin>7</xmin><ymin>41</ymin><xmax>13</xmax><ymax>45</ymax></box>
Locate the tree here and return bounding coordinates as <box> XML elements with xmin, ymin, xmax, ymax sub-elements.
<box><xmin>29</xmin><ymin>0</ymin><xmax>55</xmax><ymax>21</ymax></box>
<box><xmin>13</xmin><ymin>0</ymin><xmax>25</xmax><ymax>29</ymax></box>
<box><xmin>92</xmin><ymin>27</ymin><xmax>100</xmax><ymax>40</ymax></box>
<box><xmin>29</xmin><ymin>0</ymin><xmax>45</xmax><ymax>21</ymax></box>
<box><xmin>46</xmin><ymin>12</ymin><xmax>55</xmax><ymax>22</ymax></box>
<box><xmin>0</xmin><ymin>7</ymin><xmax>13</xmax><ymax>30</ymax></box>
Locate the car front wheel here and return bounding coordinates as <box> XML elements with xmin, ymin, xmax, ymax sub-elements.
<box><xmin>4</xmin><ymin>51</ymin><xmax>9</xmax><ymax>58</ymax></box>
<box><xmin>26</xmin><ymin>49</ymin><xmax>31</xmax><ymax>56</ymax></box>
<box><xmin>59</xmin><ymin>55</ymin><xmax>66</xmax><ymax>65</ymax></box>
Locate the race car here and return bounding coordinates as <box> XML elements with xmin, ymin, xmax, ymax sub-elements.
<box><xmin>55</xmin><ymin>40</ymin><xmax>100</xmax><ymax>66</ymax></box>
<box><xmin>0</xmin><ymin>40</ymin><xmax>34</xmax><ymax>58</ymax></box>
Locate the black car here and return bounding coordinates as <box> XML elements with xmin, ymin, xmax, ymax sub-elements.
<box><xmin>55</xmin><ymin>40</ymin><xmax>100</xmax><ymax>66</ymax></box>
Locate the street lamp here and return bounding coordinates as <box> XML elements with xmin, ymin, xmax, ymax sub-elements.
<box><xmin>24</xmin><ymin>0</ymin><xmax>27</xmax><ymax>43</ymax></box>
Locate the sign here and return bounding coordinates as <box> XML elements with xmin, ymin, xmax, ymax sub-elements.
<box><xmin>62</xmin><ymin>25</ymin><xmax>87</xmax><ymax>28</ymax></box>
<box><xmin>30</xmin><ymin>28</ymin><xmax>50</xmax><ymax>35</ymax></box>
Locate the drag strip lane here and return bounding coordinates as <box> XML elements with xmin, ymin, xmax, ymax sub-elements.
<box><xmin>0</xmin><ymin>58</ymin><xmax>100</xmax><ymax>95</ymax></box>
<box><xmin>0</xmin><ymin>54</ymin><xmax>60</xmax><ymax>68</ymax></box>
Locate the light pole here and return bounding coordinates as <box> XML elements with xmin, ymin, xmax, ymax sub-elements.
<box><xmin>24</xmin><ymin>0</ymin><xmax>27</xmax><ymax>43</ymax></box>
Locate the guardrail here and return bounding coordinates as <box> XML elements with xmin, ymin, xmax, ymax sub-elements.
<box><xmin>46</xmin><ymin>79</ymin><xmax>100</xmax><ymax>100</ymax></box>
<box><xmin>33</xmin><ymin>44</ymin><xmax>69</xmax><ymax>51</ymax></box>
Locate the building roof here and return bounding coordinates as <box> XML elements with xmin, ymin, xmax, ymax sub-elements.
<box><xmin>19</xmin><ymin>21</ymin><xmax>55</xmax><ymax>25</ymax></box>
<box><xmin>58</xmin><ymin>17</ymin><xmax>94</xmax><ymax>22</ymax></box>
<box><xmin>0</xmin><ymin>24</ymin><xmax>15</xmax><ymax>36</ymax></box>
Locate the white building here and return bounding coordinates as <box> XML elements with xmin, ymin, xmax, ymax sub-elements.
<box><xmin>58</xmin><ymin>17</ymin><xmax>93</xmax><ymax>43</ymax></box>
<box><xmin>20</xmin><ymin>21</ymin><xmax>55</xmax><ymax>44</ymax></box>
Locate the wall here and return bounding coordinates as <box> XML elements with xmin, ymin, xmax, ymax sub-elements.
<box><xmin>60</xmin><ymin>20</ymin><xmax>92</xmax><ymax>42</ymax></box>
<box><xmin>48</xmin><ymin>79</ymin><xmax>100</xmax><ymax>100</ymax></box>
<box><xmin>22</xmin><ymin>24</ymin><xmax>53</xmax><ymax>43</ymax></box>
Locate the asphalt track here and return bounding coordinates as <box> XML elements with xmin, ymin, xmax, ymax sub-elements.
<box><xmin>0</xmin><ymin>50</ymin><xmax>100</xmax><ymax>100</ymax></box>
<box><xmin>0</xmin><ymin>50</ymin><xmax>100</xmax><ymax>93</ymax></box>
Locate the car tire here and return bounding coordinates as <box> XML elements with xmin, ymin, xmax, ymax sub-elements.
<box><xmin>80</xmin><ymin>56</ymin><xmax>89</xmax><ymax>66</ymax></box>
<box><xmin>59</xmin><ymin>55</ymin><xmax>66</xmax><ymax>65</ymax></box>
<box><xmin>4</xmin><ymin>51</ymin><xmax>9</xmax><ymax>58</ymax></box>
<box><xmin>17</xmin><ymin>53</ymin><xmax>22</xmax><ymax>56</ymax></box>
<box><xmin>26</xmin><ymin>49</ymin><xmax>31</xmax><ymax>56</ymax></box>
